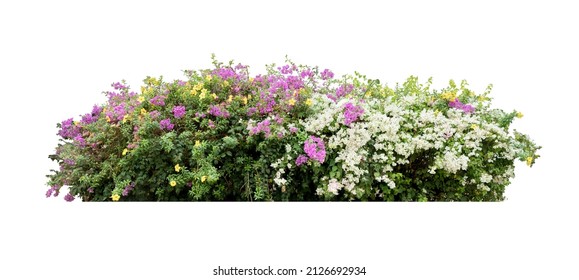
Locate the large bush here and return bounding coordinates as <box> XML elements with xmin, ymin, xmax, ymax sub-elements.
<box><xmin>46</xmin><ymin>56</ymin><xmax>540</xmax><ymax>201</ymax></box>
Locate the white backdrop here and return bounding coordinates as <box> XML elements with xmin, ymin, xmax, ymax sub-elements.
<box><xmin>1</xmin><ymin>0</ymin><xmax>577</xmax><ymax>279</ymax></box>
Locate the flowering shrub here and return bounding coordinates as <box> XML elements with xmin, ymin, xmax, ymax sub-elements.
<box><xmin>46</xmin><ymin>55</ymin><xmax>540</xmax><ymax>201</ymax></box>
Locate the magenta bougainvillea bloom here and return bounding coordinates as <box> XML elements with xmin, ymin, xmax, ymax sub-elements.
<box><xmin>304</xmin><ymin>136</ymin><xmax>326</xmax><ymax>163</ymax></box>
<box><xmin>449</xmin><ymin>98</ymin><xmax>475</xmax><ymax>114</ymax></box>
<box><xmin>150</xmin><ymin>95</ymin><xmax>166</xmax><ymax>106</ymax></box>
<box><xmin>295</xmin><ymin>155</ymin><xmax>308</xmax><ymax>166</ymax></box>
<box><xmin>159</xmin><ymin>118</ymin><xmax>174</xmax><ymax>131</ymax></box>
<box><xmin>249</xmin><ymin>119</ymin><xmax>272</xmax><ymax>137</ymax></box>
<box><xmin>320</xmin><ymin>69</ymin><xmax>334</xmax><ymax>80</ymax></box>
<box><xmin>64</xmin><ymin>193</ymin><xmax>75</xmax><ymax>202</ymax></box>
<box><xmin>343</xmin><ymin>102</ymin><xmax>365</xmax><ymax>126</ymax></box>
<box><xmin>328</xmin><ymin>84</ymin><xmax>354</xmax><ymax>102</ymax></box>
<box><xmin>149</xmin><ymin>110</ymin><xmax>161</xmax><ymax>119</ymax></box>
<box><xmin>173</xmin><ymin>105</ymin><xmax>186</xmax><ymax>119</ymax></box>
<box><xmin>208</xmin><ymin>105</ymin><xmax>230</xmax><ymax>118</ymax></box>
<box><xmin>122</xmin><ymin>182</ymin><xmax>135</xmax><ymax>196</ymax></box>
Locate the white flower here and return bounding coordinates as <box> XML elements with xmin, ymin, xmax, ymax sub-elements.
<box><xmin>327</xmin><ymin>179</ymin><xmax>342</xmax><ymax>195</ymax></box>
<box><xmin>480</xmin><ymin>173</ymin><xmax>492</xmax><ymax>183</ymax></box>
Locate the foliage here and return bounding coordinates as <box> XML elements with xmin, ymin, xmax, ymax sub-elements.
<box><xmin>46</xmin><ymin>55</ymin><xmax>541</xmax><ymax>201</ymax></box>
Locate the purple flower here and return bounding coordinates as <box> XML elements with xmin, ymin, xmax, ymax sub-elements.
<box><xmin>343</xmin><ymin>102</ymin><xmax>365</xmax><ymax>126</ymax></box>
<box><xmin>277</xmin><ymin>132</ymin><xmax>284</xmax><ymax>138</ymax></box>
<box><xmin>64</xmin><ymin>159</ymin><xmax>75</xmax><ymax>166</ymax></box>
<box><xmin>300</xmin><ymin>69</ymin><xmax>313</xmax><ymax>79</ymax></box>
<box><xmin>208</xmin><ymin>120</ymin><xmax>215</xmax><ymax>128</ymax></box>
<box><xmin>58</xmin><ymin>118</ymin><xmax>81</xmax><ymax>139</ymax></box>
<box><xmin>88</xmin><ymin>187</ymin><xmax>94</xmax><ymax>193</ymax></box>
<box><xmin>462</xmin><ymin>104</ymin><xmax>475</xmax><ymax>114</ymax></box>
<box><xmin>274</xmin><ymin>115</ymin><xmax>284</xmax><ymax>124</ymax></box>
<box><xmin>64</xmin><ymin>193</ymin><xmax>75</xmax><ymax>202</ymax></box>
<box><xmin>112</xmin><ymin>82</ymin><xmax>127</xmax><ymax>90</ymax></box>
<box><xmin>173</xmin><ymin>105</ymin><xmax>186</xmax><ymax>119</ymax></box>
<box><xmin>150</xmin><ymin>95</ymin><xmax>166</xmax><ymax>106</ymax></box>
<box><xmin>320</xmin><ymin>69</ymin><xmax>334</xmax><ymax>80</ymax></box>
<box><xmin>249</xmin><ymin>119</ymin><xmax>271</xmax><ymax>137</ymax></box>
<box><xmin>449</xmin><ymin>98</ymin><xmax>475</xmax><ymax>114</ymax></box>
<box><xmin>330</xmin><ymin>84</ymin><xmax>354</xmax><ymax>102</ymax></box>
<box><xmin>289</xmin><ymin>127</ymin><xmax>298</xmax><ymax>134</ymax></box>
<box><xmin>80</xmin><ymin>105</ymin><xmax>103</xmax><ymax>125</ymax></box>
<box><xmin>295</xmin><ymin>155</ymin><xmax>308</xmax><ymax>166</ymax></box>
<box><xmin>195</xmin><ymin>112</ymin><xmax>206</xmax><ymax>118</ymax></box>
<box><xmin>304</xmin><ymin>136</ymin><xmax>326</xmax><ymax>163</ymax></box>
<box><xmin>257</xmin><ymin>92</ymin><xmax>276</xmax><ymax>114</ymax></box>
<box><xmin>73</xmin><ymin>135</ymin><xmax>86</xmax><ymax>147</ymax></box>
<box><xmin>208</xmin><ymin>105</ymin><xmax>230</xmax><ymax>118</ymax></box>
<box><xmin>177</xmin><ymin>80</ymin><xmax>187</xmax><ymax>86</ymax></box>
<box><xmin>159</xmin><ymin>118</ymin><xmax>174</xmax><ymax>131</ymax></box>
<box><xmin>247</xmin><ymin>107</ymin><xmax>257</xmax><ymax>116</ymax></box>
<box><xmin>122</xmin><ymin>183</ymin><xmax>135</xmax><ymax>196</ymax></box>
<box><xmin>278</xmin><ymin>65</ymin><xmax>293</xmax><ymax>75</ymax></box>
<box><xmin>215</xmin><ymin>68</ymin><xmax>237</xmax><ymax>80</ymax></box>
<box><xmin>46</xmin><ymin>185</ymin><xmax>58</xmax><ymax>198</ymax></box>
<box><xmin>149</xmin><ymin>110</ymin><xmax>161</xmax><ymax>119</ymax></box>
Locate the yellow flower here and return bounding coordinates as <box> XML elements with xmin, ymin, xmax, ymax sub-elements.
<box><xmin>206</xmin><ymin>75</ymin><xmax>212</xmax><ymax>81</ymax></box>
<box><xmin>122</xmin><ymin>148</ymin><xmax>128</xmax><ymax>156</ymax></box>
<box><xmin>111</xmin><ymin>194</ymin><xmax>120</xmax><ymax>201</ymax></box>
<box><xmin>516</xmin><ymin>112</ymin><xmax>524</xmax><ymax>118</ymax></box>
<box><xmin>106</xmin><ymin>116</ymin><xmax>111</xmax><ymax>122</ymax></box>
<box><xmin>228</xmin><ymin>95</ymin><xmax>233</xmax><ymax>102</ymax></box>
<box><xmin>441</xmin><ymin>91</ymin><xmax>457</xmax><ymax>101</ymax></box>
<box><xmin>138</xmin><ymin>96</ymin><xmax>145</xmax><ymax>103</ymax></box>
<box><xmin>122</xmin><ymin>114</ymin><xmax>130</xmax><ymax>123</ymax></box>
<box><xmin>211</xmin><ymin>93</ymin><xmax>218</xmax><ymax>100</ymax></box>
<box><xmin>141</xmin><ymin>86</ymin><xmax>146</xmax><ymax>93</ymax></box>
<box><xmin>191</xmin><ymin>89</ymin><xmax>197</xmax><ymax>95</ymax></box>
<box><xmin>526</xmin><ymin>157</ymin><xmax>533</xmax><ymax>166</ymax></box>
<box><xmin>200</xmin><ymin>89</ymin><xmax>207</xmax><ymax>99</ymax></box>
<box><xmin>288</xmin><ymin>98</ymin><xmax>296</xmax><ymax>106</ymax></box>
<box><xmin>175</xmin><ymin>164</ymin><xmax>181</xmax><ymax>172</ymax></box>
<box><xmin>201</xmin><ymin>176</ymin><xmax>207</xmax><ymax>183</ymax></box>
<box><xmin>305</xmin><ymin>98</ymin><xmax>313</xmax><ymax>106</ymax></box>
<box><xmin>195</xmin><ymin>140</ymin><xmax>201</xmax><ymax>147</ymax></box>
<box><xmin>471</xmin><ymin>124</ymin><xmax>478</xmax><ymax>130</ymax></box>
<box><xmin>247</xmin><ymin>94</ymin><xmax>252</xmax><ymax>99</ymax></box>
<box><xmin>249</xmin><ymin>77</ymin><xmax>254</xmax><ymax>83</ymax></box>
<box><xmin>73</xmin><ymin>120</ymin><xmax>79</xmax><ymax>125</ymax></box>
<box><xmin>365</xmin><ymin>91</ymin><xmax>372</xmax><ymax>97</ymax></box>
<box><xmin>170</xmin><ymin>180</ymin><xmax>177</xmax><ymax>187</ymax></box>
<box><xmin>223</xmin><ymin>80</ymin><xmax>229</xmax><ymax>87</ymax></box>
<box><xmin>242</xmin><ymin>97</ymin><xmax>248</xmax><ymax>105</ymax></box>
<box><xmin>194</xmin><ymin>82</ymin><xmax>204</xmax><ymax>91</ymax></box>
<box><xmin>140</xmin><ymin>108</ymin><xmax>147</xmax><ymax>115</ymax></box>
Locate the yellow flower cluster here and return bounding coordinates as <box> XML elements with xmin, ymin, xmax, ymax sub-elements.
<box><xmin>516</xmin><ymin>112</ymin><xmax>524</xmax><ymax>118</ymax></box>
<box><xmin>175</xmin><ymin>164</ymin><xmax>181</xmax><ymax>172</ymax></box>
<box><xmin>526</xmin><ymin>157</ymin><xmax>533</xmax><ymax>166</ymax></box>
<box><xmin>441</xmin><ymin>91</ymin><xmax>457</xmax><ymax>101</ymax></box>
<box><xmin>170</xmin><ymin>180</ymin><xmax>177</xmax><ymax>187</ymax></box>
<box><xmin>111</xmin><ymin>194</ymin><xmax>120</xmax><ymax>201</ymax></box>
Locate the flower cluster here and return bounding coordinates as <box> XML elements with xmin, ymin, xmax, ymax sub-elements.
<box><xmin>46</xmin><ymin>56</ymin><xmax>540</xmax><ymax>202</ymax></box>
<box><xmin>303</xmin><ymin>136</ymin><xmax>326</xmax><ymax>163</ymax></box>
